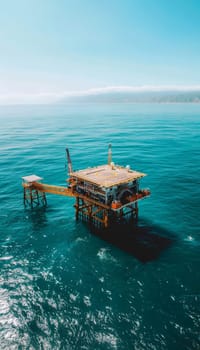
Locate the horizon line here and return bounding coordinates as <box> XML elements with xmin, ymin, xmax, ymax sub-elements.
<box><xmin>1</xmin><ymin>85</ymin><xmax>200</xmax><ymax>104</ymax></box>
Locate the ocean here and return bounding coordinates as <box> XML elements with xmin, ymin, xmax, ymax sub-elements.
<box><xmin>0</xmin><ymin>103</ymin><xmax>199</xmax><ymax>349</ymax></box>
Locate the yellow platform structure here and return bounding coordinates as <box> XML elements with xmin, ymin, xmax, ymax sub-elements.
<box><xmin>22</xmin><ymin>146</ymin><xmax>150</xmax><ymax>228</ymax></box>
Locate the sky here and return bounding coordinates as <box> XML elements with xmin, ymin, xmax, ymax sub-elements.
<box><xmin>0</xmin><ymin>0</ymin><xmax>200</xmax><ymax>103</ymax></box>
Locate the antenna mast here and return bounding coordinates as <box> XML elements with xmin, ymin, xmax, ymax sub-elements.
<box><xmin>66</xmin><ymin>148</ymin><xmax>73</xmax><ymax>174</ymax></box>
<box><xmin>108</xmin><ymin>143</ymin><xmax>112</xmax><ymax>165</ymax></box>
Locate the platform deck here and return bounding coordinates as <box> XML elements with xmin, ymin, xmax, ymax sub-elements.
<box><xmin>71</xmin><ymin>164</ymin><xmax>145</xmax><ymax>188</ymax></box>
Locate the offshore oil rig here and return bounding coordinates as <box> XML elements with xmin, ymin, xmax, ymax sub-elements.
<box><xmin>22</xmin><ymin>145</ymin><xmax>150</xmax><ymax>228</ymax></box>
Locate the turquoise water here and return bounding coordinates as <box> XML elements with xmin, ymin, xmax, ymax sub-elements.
<box><xmin>0</xmin><ymin>103</ymin><xmax>199</xmax><ymax>349</ymax></box>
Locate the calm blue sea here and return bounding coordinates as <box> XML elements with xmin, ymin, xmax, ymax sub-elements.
<box><xmin>0</xmin><ymin>103</ymin><xmax>199</xmax><ymax>349</ymax></box>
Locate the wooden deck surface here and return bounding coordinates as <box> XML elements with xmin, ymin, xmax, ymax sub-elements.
<box><xmin>71</xmin><ymin>164</ymin><xmax>145</xmax><ymax>188</ymax></box>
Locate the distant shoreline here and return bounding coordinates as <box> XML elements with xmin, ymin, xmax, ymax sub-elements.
<box><xmin>0</xmin><ymin>101</ymin><xmax>200</xmax><ymax>108</ymax></box>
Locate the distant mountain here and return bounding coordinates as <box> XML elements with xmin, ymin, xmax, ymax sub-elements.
<box><xmin>59</xmin><ymin>89</ymin><xmax>200</xmax><ymax>103</ymax></box>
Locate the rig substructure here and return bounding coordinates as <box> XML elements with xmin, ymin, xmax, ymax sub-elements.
<box><xmin>22</xmin><ymin>144</ymin><xmax>150</xmax><ymax>228</ymax></box>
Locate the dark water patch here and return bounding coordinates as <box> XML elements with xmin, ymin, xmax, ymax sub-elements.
<box><xmin>86</xmin><ymin>219</ymin><xmax>174</xmax><ymax>263</ymax></box>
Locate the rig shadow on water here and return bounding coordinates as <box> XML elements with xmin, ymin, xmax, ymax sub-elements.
<box><xmin>87</xmin><ymin>218</ymin><xmax>175</xmax><ymax>263</ymax></box>
<box><xmin>25</xmin><ymin>205</ymin><xmax>174</xmax><ymax>263</ymax></box>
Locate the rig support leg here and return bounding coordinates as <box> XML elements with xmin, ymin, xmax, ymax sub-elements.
<box><xmin>75</xmin><ymin>197</ymin><xmax>80</xmax><ymax>220</ymax></box>
<box><xmin>104</xmin><ymin>210</ymin><xmax>109</xmax><ymax>229</ymax></box>
<box><xmin>23</xmin><ymin>187</ymin><xmax>26</xmax><ymax>205</ymax></box>
<box><xmin>105</xmin><ymin>214</ymin><xmax>108</xmax><ymax>229</ymax></box>
<box><xmin>42</xmin><ymin>192</ymin><xmax>47</xmax><ymax>205</ymax></box>
<box><xmin>135</xmin><ymin>202</ymin><xmax>138</xmax><ymax>221</ymax></box>
<box><xmin>30</xmin><ymin>188</ymin><xmax>33</xmax><ymax>207</ymax></box>
<box><xmin>88</xmin><ymin>205</ymin><xmax>92</xmax><ymax>224</ymax></box>
<box><xmin>36</xmin><ymin>190</ymin><xmax>39</xmax><ymax>205</ymax></box>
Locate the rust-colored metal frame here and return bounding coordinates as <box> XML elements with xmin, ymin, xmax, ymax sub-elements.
<box><xmin>74</xmin><ymin>196</ymin><xmax>138</xmax><ymax>229</ymax></box>
<box><xmin>23</xmin><ymin>183</ymin><xmax>47</xmax><ymax>207</ymax></box>
<box><xmin>22</xmin><ymin>181</ymin><xmax>146</xmax><ymax>228</ymax></box>
<box><xmin>74</xmin><ymin>197</ymin><xmax>109</xmax><ymax>228</ymax></box>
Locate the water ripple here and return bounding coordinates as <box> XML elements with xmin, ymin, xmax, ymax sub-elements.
<box><xmin>0</xmin><ymin>104</ymin><xmax>199</xmax><ymax>349</ymax></box>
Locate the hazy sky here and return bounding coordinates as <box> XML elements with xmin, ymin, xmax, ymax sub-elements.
<box><xmin>0</xmin><ymin>0</ymin><xmax>200</xmax><ymax>102</ymax></box>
